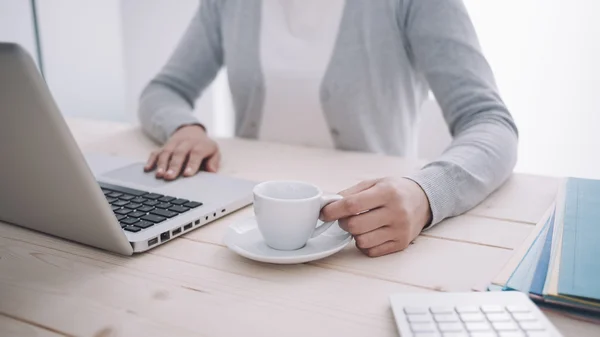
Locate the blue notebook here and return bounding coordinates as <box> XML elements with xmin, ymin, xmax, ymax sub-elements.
<box><xmin>559</xmin><ymin>178</ymin><xmax>600</xmax><ymax>301</ymax></box>
<box><xmin>530</xmin><ymin>211</ymin><xmax>555</xmax><ymax>297</ymax></box>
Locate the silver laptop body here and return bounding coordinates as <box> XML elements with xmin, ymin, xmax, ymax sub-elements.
<box><xmin>0</xmin><ymin>43</ymin><xmax>256</xmax><ymax>255</ymax></box>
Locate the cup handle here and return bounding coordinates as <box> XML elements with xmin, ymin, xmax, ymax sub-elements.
<box><xmin>310</xmin><ymin>194</ymin><xmax>344</xmax><ymax>238</ymax></box>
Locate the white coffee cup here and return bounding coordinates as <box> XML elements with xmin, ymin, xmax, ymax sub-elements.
<box><xmin>253</xmin><ymin>180</ymin><xmax>343</xmax><ymax>251</ymax></box>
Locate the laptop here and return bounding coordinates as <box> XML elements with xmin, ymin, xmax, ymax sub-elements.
<box><xmin>0</xmin><ymin>42</ymin><xmax>256</xmax><ymax>255</ymax></box>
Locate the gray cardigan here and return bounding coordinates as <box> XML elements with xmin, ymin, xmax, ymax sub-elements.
<box><xmin>138</xmin><ymin>0</ymin><xmax>518</xmax><ymax>226</ymax></box>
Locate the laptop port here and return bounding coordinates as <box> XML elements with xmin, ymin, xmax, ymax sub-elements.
<box><xmin>148</xmin><ymin>237</ymin><xmax>158</xmax><ymax>247</ymax></box>
<box><xmin>205</xmin><ymin>216</ymin><xmax>209</xmax><ymax>220</ymax></box>
<box><xmin>172</xmin><ymin>227</ymin><xmax>182</xmax><ymax>236</ymax></box>
<box><xmin>160</xmin><ymin>231</ymin><xmax>170</xmax><ymax>242</ymax></box>
<box><xmin>184</xmin><ymin>223</ymin><xmax>192</xmax><ymax>231</ymax></box>
<box><xmin>213</xmin><ymin>212</ymin><xmax>216</xmax><ymax>217</ymax></box>
<box><xmin>195</xmin><ymin>220</ymin><xmax>200</xmax><ymax>225</ymax></box>
<box><xmin>221</xmin><ymin>209</ymin><xmax>226</xmax><ymax>213</ymax></box>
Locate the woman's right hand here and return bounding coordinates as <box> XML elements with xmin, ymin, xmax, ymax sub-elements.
<box><xmin>144</xmin><ymin>125</ymin><xmax>221</xmax><ymax>180</ymax></box>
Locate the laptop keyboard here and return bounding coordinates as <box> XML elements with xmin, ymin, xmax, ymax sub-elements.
<box><xmin>99</xmin><ymin>182</ymin><xmax>203</xmax><ymax>233</ymax></box>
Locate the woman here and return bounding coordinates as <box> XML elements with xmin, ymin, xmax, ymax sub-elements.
<box><xmin>139</xmin><ymin>0</ymin><xmax>518</xmax><ymax>257</ymax></box>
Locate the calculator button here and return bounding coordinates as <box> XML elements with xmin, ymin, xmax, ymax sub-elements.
<box><xmin>481</xmin><ymin>305</ymin><xmax>505</xmax><ymax>313</ymax></box>
<box><xmin>411</xmin><ymin>323</ymin><xmax>437</xmax><ymax>332</ymax></box>
<box><xmin>456</xmin><ymin>306</ymin><xmax>480</xmax><ymax>313</ymax></box>
<box><xmin>512</xmin><ymin>313</ymin><xmax>536</xmax><ymax>322</ymax></box>
<box><xmin>434</xmin><ymin>314</ymin><xmax>459</xmax><ymax>323</ymax></box>
<box><xmin>438</xmin><ymin>323</ymin><xmax>464</xmax><ymax>332</ymax></box>
<box><xmin>465</xmin><ymin>322</ymin><xmax>491</xmax><ymax>331</ymax></box>
<box><xmin>408</xmin><ymin>315</ymin><xmax>433</xmax><ymax>323</ymax></box>
<box><xmin>492</xmin><ymin>321</ymin><xmax>518</xmax><ymax>331</ymax></box>
<box><xmin>507</xmin><ymin>306</ymin><xmax>530</xmax><ymax>313</ymax></box>
<box><xmin>405</xmin><ymin>307</ymin><xmax>429</xmax><ymax>315</ymax></box>
<box><xmin>486</xmin><ymin>313</ymin><xmax>512</xmax><ymax>322</ymax></box>
<box><xmin>499</xmin><ymin>332</ymin><xmax>526</xmax><ymax>337</ymax></box>
<box><xmin>430</xmin><ymin>307</ymin><xmax>455</xmax><ymax>314</ymax></box>
<box><xmin>519</xmin><ymin>321</ymin><xmax>544</xmax><ymax>331</ymax></box>
<box><xmin>460</xmin><ymin>313</ymin><xmax>485</xmax><ymax>322</ymax></box>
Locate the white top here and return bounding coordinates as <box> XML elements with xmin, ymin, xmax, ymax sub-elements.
<box><xmin>258</xmin><ymin>0</ymin><xmax>346</xmax><ymax>148</ymax></box>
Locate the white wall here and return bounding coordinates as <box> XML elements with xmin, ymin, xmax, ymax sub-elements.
<box><xmin>36</xmin><ymin>0</ymin><xmax>128</xmax><ymax>122</ymax></box>
<box><xmin>0</xmin><ymin>0</ymin><xmax>38</xmax><ymax>67</ymax></box>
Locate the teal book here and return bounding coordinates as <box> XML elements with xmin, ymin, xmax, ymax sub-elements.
<box><xmin>558</xmin><ymin>178</ymin><xmax>600</xmax><ymax>301</ymax></box>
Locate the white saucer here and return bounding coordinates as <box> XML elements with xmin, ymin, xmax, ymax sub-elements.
<box><xmin>223</xmin><ymin>217</ymin><xmax>353</xmax><ymax>264</ymax></box>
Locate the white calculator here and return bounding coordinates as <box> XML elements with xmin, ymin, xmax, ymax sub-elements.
<box><xmin>389</xmin><ymin>291</ymin><xmax>563</xmax><ymax>337</ymax></box>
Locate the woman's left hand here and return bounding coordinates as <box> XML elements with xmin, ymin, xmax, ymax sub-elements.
<box><xmin>320</xmin><ymin>177</ymin><xmax>432</xmax><ymax>257</ymax></box>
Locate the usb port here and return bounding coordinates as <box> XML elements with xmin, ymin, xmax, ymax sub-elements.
<box><xmin>184</xmin><ymin>223</ymin><xmax>192</xmax><ymax>231</ymax></box>
<box><xmin>172</xmin><ymin>227</ymin><xmax>182</xmax><ymax>236</ymax></box>
<box><xmin>160</xmin><ymin>231</ymin><xmax>170</xmax><ymax>242</ymax></box>
<box><xmin>148</xmin><ymin>237</ymin><xmax>158</xmax><ymax>246</ymax></box>
<box><xmin>195</xmin><ymin>220</ymin><xmax>200</xmax><ymax>225</ymax></box>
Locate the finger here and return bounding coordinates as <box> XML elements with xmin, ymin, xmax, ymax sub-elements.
<box><xmin>183</xmin><ymin>146</ymin><xmax>209</xmax><ymax>177</ymax></box>
<box><xmin>361</xmin><ymin>240</ymin><xmax>405</xmax><ymax>258</ymax></box>
<box><xmin>321</xmin><ymin>184</ymin><xmax>391</xmax><ymax>221</ymax></box>
<box><xmin>155</xmin><ymin>148</ymin><xmax>174</xmax><ymax>178</ymax></box>
<box><xmin>338</xmin><ymin>179</ymin><xmax>379</xmax><ymax>197</ymax></box>
<box><xmin>144</xmin><ymin>151</ymin><xmax>159</xmax><ymax>172</ymax></box>
<box><xmin>205</xmin><ymin>151</ymin><xmax>221</xmax><ymax>172</ymax></box>
<box><xmin>354</xmin><ymin>226</ymin><xmax>395</xmax><ymax>250</ymax></box>
<box><xmin>337</xmin><ymin>207</ymin><xmax>390</xmax><ymax>235</ymax></box>
<box><xmin>165</xmin><ymin>141</ymin><xmax>193</xmax><ymax>180</ymax></box>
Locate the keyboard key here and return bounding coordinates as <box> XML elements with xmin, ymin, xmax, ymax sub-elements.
<box><xmin>171</xmin><ymin>198</ymin><xmax>189</xmax><ymax>205</ymax></box>
<box><xmin>132</xmin><ymin>197</ymin><xmax>147</xmax><ymax>203</ymax></box>
<box><xmin>184</xmin><ymin>201</ymin><xmax>202</xmax><ymax>208</ymax></box>
<box><xmin>169</xmin><ymin>205</ymin><xmax>190</xmax><ymax>213</ymax></box>
<box><xmin>137</xmin><ymin>205</ymin><xmax>155</xmax><ymax>212</ymax></box>
<box><xmin>135</xmin><ymin>220</ymin><xmax>155</xmax><ymax>229</ymax></box>
<box><xmin>404</xmin><ymin>307</ymin><xmax>429</xmax><ymax>315</ymax></box>
<box><xmin>438</xmin><ymin>323</ymin><xmax>463</xmax><ymax>332</ymax></box>
<box><xmin>524</xmin><ymin>332</ymin><xmax>549</xmax><ymax>337</ymax></box>
<box><xmin>115</xmin><ymin>214</ymin><xmax>126</xmax><ymax>221</ymax></box>
<box><xmin>102</xmin><ymin>189</ymin><xmax>112</xmax><ymax>195</ymax></box>
<box><xmin>121</xmin><ymin>217</ymin><xmax>140</xmax><ymax>225</ymax></box>
<box><xmin>143</xmin><ymin>200</ymin><xmax>159</xmax><ymax>206</ymax></box>
<box><xmin>111</xmin><ymin>205</ymin><xmax>121</xmax><ymax>211</ymax></box>
<box><xmin>464</xmin><ymin>322</ymin><xmax>491</xmax><ymax>331</ymax></box>
<box><xmin>112</xmin><ymin>200</ymin><xmax>129</xmax><ymax>207</ymax></box>
<box><xmin>151</xmin><ymin>209</ymin><xmax>178</xmax><ymax>218</ymax></box>
<box><xmin>123</xmin><ymin>225</ymin><xmax>141</xmax><ymax>232</ymax></box>
<box><xmin>486</xmin><ymin>313</ymin><xmax>512</xmax><ymax>322</ymax></box>
<box><xmin>115</xmin><ymin>208</ymin><xmax>133</xmax><ymax>215</ymax></box>
<box><xmin>519</xmin><ymin>322</ymin><xmax>544</xmax><ymax>331</ymax></box>
<box><xmin>107</xmin><ymin>192</ymin><xmax>123</xmax><ymax>198</ymax></box>
<box><xmin>456</xmin><ymin>306</ymin><xmax>480</xmax><ymax>314</ymax></box>
<box><xmin>431</xmin><ymin>307</ymin><xmax>455</xmax><ymax>314</ymax></box>
<box><xmin>459</xmin><ymin>313</ymin><xmax>485</xmax><ymax>322</ymax></box>
<box><xmin>434</xmin><ymin>314</ymin><xmax>459</xmax><ymax>323</ymax></box>
<box><xmin>492</xmin><ymin>322</ymin><xmax>518</xmax><ymax>331</ymax></box>
<box><xmin>414</xmin><ymin>333</ymin><xmax>440</xmax><ymax>337</ymax></box>
<box><xmin>408</xmin><ymin>315</ymin><xmax>433</xmax><ymax>323</ymax></box>
<box><xmin>512</xmin><ymin>313</ymin><xmax>536</xmax><ymax>322</ymax></box>
<box><xmin>119</xmin><ymin>194</ymin><xmax>135</xmax><ymax>201</ymax></box>
<box><xmin>141</xmin><ymin>214</ymin><xmax>166</xmax><ymax>223</ymax></box>
<box><xmin>98</xmin><ymin>182</ymin><xmax>148</xmax><ymax>196</ymax></box>
<box><xmin>128</xmin><ymin>211</ymin><xmax>146</xmax><ymax>218</ymax></box>
<box><xmin>144</xmin><ymin>193</ymin><xmax>163</xmax><ymax>200</ymax></box>
<box><xmin>106</xmin><ymin>197</ymin><xmax>117</xmax><ymax>203</ymax></box>
<box><xmin>156</xmin><ymin>202</ymin><xmax>172</xmax><ymax>209</ymax></box>
<box><xmin>499</xmin><ymin>332</ymin><xmax>525</xmax><ymax>337</ymax></box>
<box><xmin>507</xmin><ymin>306</ymin><xmax>530</xmax><ymax>313</ymax></box>
<box><xmin>158</xmin><ymin>196</ymin><xmax>176</xmax><ymax>202</ymax></box>
<box><xmin>441</xmin><ymin>333</ymin><xmax>468</xmax><ymax>337</ymax></box>
<box><xmin>470</xmin><ymin>333</ymin><xmax>496</xmax><ymax>337</ymax></box>
<box><xmin>125</xmin><ymin>203</ymin><xmax>143</xmax><ymax>209</ymax></box>
<box><xmin>481</xmin><ymin>305</ymin><xmax>504</xmax><ymax>313</ymax></box>
<box><xmin>410</xmin><ymin>323</ymin><xmax>437</xmax><ymax>333</ymax></box>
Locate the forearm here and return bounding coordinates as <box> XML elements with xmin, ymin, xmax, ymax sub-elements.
<box><xmin>407</xmin><ymin>117</ymin><xmax>518</xmax><ymax>226</ymax></box>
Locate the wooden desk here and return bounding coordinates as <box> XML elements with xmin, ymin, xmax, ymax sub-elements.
<box><xmin>0</xmin><ymin>118</ymin><xmax>597</xmax><ymax>337</ymax></box>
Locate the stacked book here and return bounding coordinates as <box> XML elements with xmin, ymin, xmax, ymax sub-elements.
<box><xmin>489</xmin><ymin>177</ymin><xmax>600</xmax><ymax>321</ymax></box>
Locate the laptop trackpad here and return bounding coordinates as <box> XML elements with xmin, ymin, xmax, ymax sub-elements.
<box><xmin>100</xmin><ymin>163</ymin><xmax>171</xmax><ymax>189</ymax></box>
